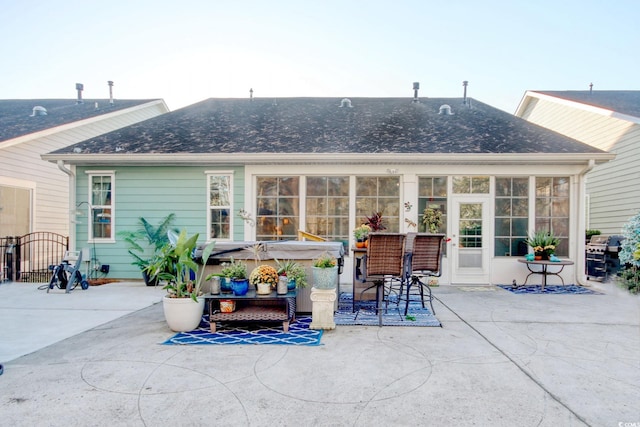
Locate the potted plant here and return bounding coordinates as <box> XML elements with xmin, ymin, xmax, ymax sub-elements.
<box><xmin>525</xmin><ymin>230</ymin><xmax>560</xmax><ymax>260</ymax></box>
<box><xmin>249</xmin><ymin>264</ymin><xmax>279</xmax><ymax>294</ymax></box>
<box><xmin>353</xmin><ymin>224</ymin><xmax>371</xmax><ymax>248</ymax></box>
<box><xmin>311</xmin><ymin>252</ymin><xmax>338</xmax><ymax>289</ymax></box>
<box><xmin>118</xmin><ymin>214</ymin><xmax>178</xmax><ymax>285</ymax></box>
<box><xmin>364</xmin><ymin>211</ymin><xmax>386</xmax><ymax>232</ymax></box>
<box><xmin>145</xmin><ymin>229</ymin><xmax>216</xmax><ymax>332</ymax></box>
<box><xmin>422</xmin><ymin>206</ymin><xmax>443</xmax><ymax>233</ymax></box>
<box><xmin>275</xmin><ymin>259</ymin><xmax>308</xmax><ymax>290</ymax></box>
<box><xmin>220</xmin><ymin>258</ymin><xmax>249</xmax><ymax>295</ymax></box>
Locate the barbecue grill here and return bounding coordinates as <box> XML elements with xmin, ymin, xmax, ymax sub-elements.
<box><xmin>585</xmin><ymin>235</ymin><xmax>624</xmax><ymax>281</ymax></box>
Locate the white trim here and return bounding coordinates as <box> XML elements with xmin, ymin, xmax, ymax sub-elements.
<box><xmin>44</xmin><ymin>152</ymin><xmax>615</xmax><ymax>166</ymax></box>
<box><xmin>204</xmin><ymin>170</ymin><xmax>235</xmax><ymax>175</ymax></box>
<box><xmin>517</xmin><ymin>91</ymin><xmax>640</xmax><ymax>125</ymax></box>
<box><xmin>87</xmin><ymin>171</ymin><xmax>115</xmax><ymax>242</ymax></box>
<box><xmin>1</xmin><ymin>100</ymin><xmax>167</xmax><ymax>150</ymax></box>
<box><xmin>205</xmin><ymin>172</ymin><xmax>234</xmax><ymax>241</ymax></box>
<box><xmin>85</xmin><ymin>170</ymin><xmax>116</xmax><ymax>175</ymax></box>
<box><xmin>0</xmin><ymin>176</ymin><xmax>36</xmax><ymax>189</ymax></box>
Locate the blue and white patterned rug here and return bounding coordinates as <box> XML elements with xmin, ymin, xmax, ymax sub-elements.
<box><xmin>497</xmin><ymin>284</ymin><xmax>602</xmax><ymax>295</ymax></box>
<box><xmin>334</xmin><ymin>293</ymin><xmax>441</xmax><ymax>327</ymax></box>
<box><xmin>161</xmin><ymin>316</ymin><xmax>323</xmax><ymax>346</ymax></box>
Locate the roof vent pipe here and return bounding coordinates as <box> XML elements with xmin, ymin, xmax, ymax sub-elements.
<box><xmin>589</xmin><ymin>82</ymin><xmax>593</xmax><ymax>94</ymax></box>
<box><xmin>75</xmin><ymin>83</ymin><xmax>84</xmax><ymax>104</ymax></box>
<box><xmin>340</xmin><ymin>98</ymin><xmax>352</xmax><ymax>108</ymax></box>
<box><xmin>249</xmin><ymin>88</ymin><xmax>254</xmax><ymax>101</ymax></box>
<box><xmin>108</xmin><ymin>81</ymin><xmax>114</xmax><ymax>105</ymax></box>
<box><xmin>463</xmin><ymin>80</ymin><xmax>469</xmax><ymax>105</ymax></box>
<box><xmin>412</xmin><ymin>82</ymin><xmax>420</xmax><ymax>103</ymax></box>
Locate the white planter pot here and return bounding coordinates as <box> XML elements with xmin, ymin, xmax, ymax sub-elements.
<box><xmin>162</xmin><ymin>295</ymin><xmax>205</xmax><ymax>332</ymax></box>
<box><xmin>256</xmin><ymin>282</ymin><xmax>271</xmax><ymax>294</ymax></box>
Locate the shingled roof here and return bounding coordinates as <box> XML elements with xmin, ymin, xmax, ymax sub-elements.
<box><xmin>534</xmin><ymin>90</ymin><xmax>640</xmax><ymax>119</ymax></box>
<box><xmin>47</xmin><ymin>97</ymin><xmax>605</xmax><ymax>159</ymax></box>
<box><xmin>0</xmin><ymin>98</ymin><xmax>160</xmax><ymax>142</ymax></box>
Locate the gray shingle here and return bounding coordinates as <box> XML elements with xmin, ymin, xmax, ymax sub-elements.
<box><xmin>0</xmin><ymin>99</ymin><xmax>159</xmax><ymax>143</ymax></box>
<box><xmin>51</xmin><ymin>97</ymin><xmax>604</xmax><ymax>155</ymax></box>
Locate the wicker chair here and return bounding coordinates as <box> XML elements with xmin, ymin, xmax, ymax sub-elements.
<box><xmin>399</xmin><ymin>233</ymin><xmax>445</xmax><ymax>315</ymax></box>
<box><xmin>354</xmin><ymin>233</ymin><xmax>406</xmax><ymax>326</ymax></box>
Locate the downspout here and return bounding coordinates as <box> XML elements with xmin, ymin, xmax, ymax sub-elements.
<box><xmin>576</xmin><ymin>159</ymin><xmax>596</xmax><ymax>287</ymax></box>
<box><xmin>57</xmin><ymin>161</ymin><xmax>76</xmax><ymax>250</ymax></box>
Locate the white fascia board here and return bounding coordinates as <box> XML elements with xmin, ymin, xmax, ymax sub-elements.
<box><xmin>516</xmin><ymin>91</ymin><xmax>640</xmax><ymax>124</ymax></box>
<box><xmin>0</xmin><ymin>99</ymin><xmax>169</xmax><ymax>150</ymax></box>
<box><xmin>42</xmin><ymin>151</ymin><xmax>615</xmax><ymax>166</ymax></box>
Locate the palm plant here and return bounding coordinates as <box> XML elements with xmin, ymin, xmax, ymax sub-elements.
<box><xmin>145</xmin><ymin>229</ymin><xmax>216</xmax><ymax>301</ymax></box>
<box><xmin>119</xmin><ymin>214</ymin><xmax>178</xmax><ymax>272</ymax></box>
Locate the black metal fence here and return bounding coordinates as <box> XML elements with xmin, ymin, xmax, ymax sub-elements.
<box><xmin>1</xmin><ymin>232</ymin><xmax>69</xmax><ymax>282</ymax></box>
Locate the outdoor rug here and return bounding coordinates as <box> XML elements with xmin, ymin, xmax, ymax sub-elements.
<box><xmin>334</xmin><ymin>293</ymin><xmax>441</xmax><ymax>327</ymax></box>
<box><xmin>497</xmin><ymin>284</ymin><xmax>602</xmax><ymax>295</ymax></box>
<box><xmin>161</xmin><ymin>316</ymin><xmax>323</xmax><ymax>346</ymax></box>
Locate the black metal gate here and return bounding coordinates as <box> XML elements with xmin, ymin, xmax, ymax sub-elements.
<box><xmin>1</xmin><ymin>232</ymin><xmax>69</xmax><ymax>282</ymax></box>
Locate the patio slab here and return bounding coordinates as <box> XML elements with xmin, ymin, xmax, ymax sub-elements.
<box><xmin>0</xmin><ymin>279</ymin><xmax>638</xmax><ymax>426</ymax></box>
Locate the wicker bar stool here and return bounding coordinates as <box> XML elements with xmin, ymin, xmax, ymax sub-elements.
<box><xmin>354</xmin><ymin>233</ymin><xmax>406</xmax><ymax>326</ymax></box>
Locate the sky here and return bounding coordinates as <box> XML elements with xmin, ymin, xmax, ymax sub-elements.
<box><xmin>1</xmin><ymin>0</ymin><xmax>638</xmax><ymax>113</ymax></box>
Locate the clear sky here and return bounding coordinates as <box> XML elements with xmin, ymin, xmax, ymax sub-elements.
<box><xmin>1</xmin><ymin>0</ymin><xmax>638</xmax><ymax>113</ymax></box>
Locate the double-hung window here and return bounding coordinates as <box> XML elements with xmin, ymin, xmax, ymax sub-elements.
<box><xmin>207</xmin><ymin>172</ymin><xmax>233</xmax><ymax>240</ymax></box>
<box><xmin>88</xmin><ymin>171</ymin><xmax>114</xmax><ymax>241</ymax></box>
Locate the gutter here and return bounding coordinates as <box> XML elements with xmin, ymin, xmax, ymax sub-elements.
<box><xmin>57</xmin><ymin>161</ymin><xmax>77</xmax><ymax>251</ymax></box>
<box><xmin>42</xmin><ymin>152</ymin><xmax>616</xmax><ymax>167</ymax></box>
<box><xmin>576</xmin><ymin>159</ymin><xmax>596</xmax><ymax>287</ymax></box>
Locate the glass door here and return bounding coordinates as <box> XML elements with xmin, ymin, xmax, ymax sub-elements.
<box><xmin>451</xmin><ymin>198</ymin><xmax>490</xmax><ymax>284</ymax></box>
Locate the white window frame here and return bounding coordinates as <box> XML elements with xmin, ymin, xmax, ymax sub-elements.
<box><xmin>206</xmin><ymin>170</ymin><xmax>234</xmax><ymax>241</ymax></box>
<box><xmin>86</xmin><ymin>170</ymin><xmax>115</xmax><ymax>243</ymax></box>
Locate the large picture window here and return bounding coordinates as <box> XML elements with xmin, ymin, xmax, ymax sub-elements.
<box><xmin>88</xmin><ymin>172</ymin><xmax>114</xmax><ymax>241</ymax></box>
<box><xmin>208</xmin><ymin>173</ymin><xmax>232</xmax><ymax>240</ymax></box>
<box><xmin>355</xmin><ymin>176</ymin><xmax>400</xmax><ymax>232</ymax></box>
<box><xmin>495</xmin><ymin>177</ymin><xmax>529</xmax><ymax>256</ymax></box>
<box><xmin>535</xmin><ymin>177</ymin><xmax>569</xmax><ymax>256</ymax></box>
<box><xmin>306</xmin><ymin>176</ymin><xmax>349</xmax><ymax>247</ymax></box>
<box><xmin>256</xmin><ymin>177</ymin><xmax>299</xmax><ymax>240</ymax></box>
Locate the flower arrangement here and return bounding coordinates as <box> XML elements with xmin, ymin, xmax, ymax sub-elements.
<box><xmin>313</xmin><ymin>252</ymin><xmax>337</xmax><ymax>268</ymax></box>
<box><xmin>353</xmin><ymin>224</ymin><xmax>371</xmax><ymax>241</ymax></box>
<box><xmin>249</xmin><ymin>264</ymin><xmax>279</xmax><ymax>287</ymax></box>
<box><xmin>525</xmin><ymin>231</ymin><xmax>560</xmax><ymax>258</ymax></box>
<box><xmin>422</xmin><ymin>207</ymin><xmax>443</xmax><ymax>233</ymax></box>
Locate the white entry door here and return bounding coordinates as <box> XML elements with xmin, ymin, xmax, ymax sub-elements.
<box><xmin>451</xmin><ymin>198</ymin><xmax>491</xmax><ymax>284</ymax></box>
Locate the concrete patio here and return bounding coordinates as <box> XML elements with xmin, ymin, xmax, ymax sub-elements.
<box><xmin>0</xmin><ymin>279</ymin><xmax>638</xmax><ymax>426</ymax></box>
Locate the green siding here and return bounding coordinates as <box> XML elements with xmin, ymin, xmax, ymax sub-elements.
<box><xmin>75</xmin><ymin>166</ymin><xmax>245</xmax><ymax>279</ymax></box>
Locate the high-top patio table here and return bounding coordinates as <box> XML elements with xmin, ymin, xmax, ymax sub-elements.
<box><xmin>517</xmin><ymin>258</ymin><xmax>574</xmax><ymax>291</ymax></box>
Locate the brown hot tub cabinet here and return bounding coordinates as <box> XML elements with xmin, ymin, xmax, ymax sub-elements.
<box><xmin>195</xmin><ymin>241</ymin><xmax>344</xmax><ymax>313</ymax></box>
